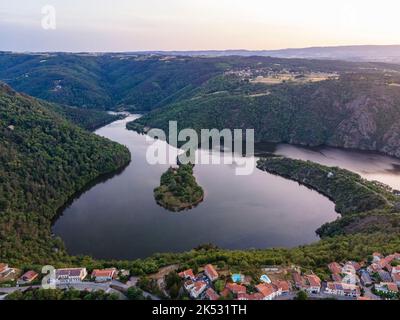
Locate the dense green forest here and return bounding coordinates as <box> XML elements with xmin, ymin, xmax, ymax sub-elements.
<box><xmin>5</xmin><ymin>288</ymin><xmax>119</xmax><ymax>300</ymax></box>
<box><xmin>48</xmin><ymin>104</ymin><xmax>124</xmax><ymax>131</ymax></box>
<box><xmin>0</xmin><ymin>83</ymin><xmax>131</xmax><ymax>265</ymax></box>
<box><xmin>154</xmin><ymin>164</ymin><xmax>204</xmax><ymax>211</ymax></box>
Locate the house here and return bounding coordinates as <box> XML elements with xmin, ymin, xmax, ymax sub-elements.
<box><xmin>304</xmin><ymin>275</ymin><xmax>321</xmax><ymax>294</ymax></box>
<box><xmin>237</xmin><ymin>292</ymin><xmax>264</xmax><ymax>301</ymax></box>
<box><xmin>55</xmin><ymin>268</ymin><xmax>87</xmax><ymax>283</ymax></box>
<box><xmin>342</xmin><ymin>263</ymin><xmax>356</xmax><ymax>275</ymax></box>
<box><xmin>378</xmin><ymin>270</ymin><xmax>393</xmax><ymax>283</ymax></box>
<box><xmin>184</xmin><ymin>280</ymin><xmax>195</xmax><ymax>291</ymax></box>
<box><xmin>0</xmin><ymin>263</ymin><xmax>8</xmax><ymax>274</ymax></box>
<box><xmin>226</xmin><ymin>283</ymin><xmax>246</xmax><ymax>295</ymax></box>
<box><xmin>91</xmin><ymin>268</ymin><xmax>117</xmax><ymax>282</ymax></box>
<box><xmin>372</xmin><ymin>252</ymin><xmax>383</xmax><ymax>263</ymax></box>
<box><xmin>328</xmin><ymin>262</ymin><xmax>342</xmax><ymax>274</ymax></box>
<box><xmin>342</xmin><ymin>273</ymin><xmax>358</xmax><ymax>285</ymax></box>
<box><xmin>367</xmin><ymin>263</ymin><xmax>381</xmax><ymax>274</ymax></box>
<box><xmin>359</xmin><ymin>270</ymin><xmax>373</xmax><ymax>287</ymax></box>
<box><xmin>272</xmin><ymin>280</ymin><xmax>291</xmax><ymax>295</ymax></box>
<box><xmin>119</xmin><ymin>269</ymin><xmax>130</xmax><ymax>277</ymax></box>
<box><xmin>220</xmin><ymin>288</ymin><xmax>231</xmax><ymax>298</ymax></box>
<box><xmin>18</xmin><ymin>271</ymin><xmax>39</xmax><ymax>284</ymax></box>
<box><xmin>325</xmin><ymin>282</ymin><xmax>360</xmax><ymax>298</ymax></box>
<box><xmin>292</xmin><ymin>272</ymin><xmax>303</xmax><ymax>289</ymax></box>
<box><xmin>204</xmin><ymin>264</ymin><xmax>218</xmax><ymax>282</ymax></box>
<box><xmin>331</xmin><ymin>274</ymin><xmax>342</xmax><ymax>282</ymax></box>
<box><xmin>178</xmin><ymin>269</ymin><xmax>195</xmax><ymax>280</ymax></box>
<box><xmin>0</xmin><ymin>264</ymin><xmax>15</xmax><ymax>280</ymax></box>
<box><xmin>190</xmin><ymin>281</ymin><xmax>207</xmax><ymax>299</ymax></box>
<box><xmin>346</xmin><ymin>261</ymin><xmax>361</xmax><ymax>271</ymax></box>
<box><xmin>255</xmin><ymin>283</ymin><xmax>278</xmax><ymax>300</ymax></box>
<box><xmin>377</xmin><ymin>258</ymin><xmax>391</xmax><ymax>271</ymax></box>
<box><xmin>391</xmin><ymin>272</ymin><xmax>400</xmax><ymax>287</ymax></box>
<box><xmin>205</xmin><ymin>288</ymin><xmax>220</xmax><ymax>301</ymax></box>
<box><xmin>391</xmin><ymin>266</ymin><xmax>400</xmax><ymax>274</ymax></box>
<box><xmin>375</xmin><ymin>282</ymin><xmax>398</xmax><ymax>295</ymax></box>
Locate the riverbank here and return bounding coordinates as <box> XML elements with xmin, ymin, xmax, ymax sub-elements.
<box><xmin>257</xmin><ymin>156</ymin><xmax>400</xmax><ymax>238</ymax></box>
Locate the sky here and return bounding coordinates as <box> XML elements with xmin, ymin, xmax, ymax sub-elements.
<box><xmin>1</xmin><ymin>0</ymin><xmax>400</xmax><ymax>52</ymax></box>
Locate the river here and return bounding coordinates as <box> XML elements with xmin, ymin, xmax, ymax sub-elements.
<box><xmin>53</xmin><ymin>115</ymin><xmax>400</xmax><ymax>260</ymax></box>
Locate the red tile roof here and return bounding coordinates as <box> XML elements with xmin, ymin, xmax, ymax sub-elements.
<box><xmin>204</xmin><ymin>264</ymin><xmax>218</xmax><ymax>280</ymax></box>
<box><xmin>384</xmin><ymin>282</ymin><xmax>398</xmax><ymax>292</ymax></box>
<box><xmin>292</xmin><ymin>272</ymin><xmax>303</xmax><ymax>286</ymax></box>
<box><xmin>92</xmin><ymin>268</ymin><xmax>116</xmax><ymax>278</ymax></box>
<box><xmin>305</xmin><ymin>275</ymin><xmax>321</xmax><ymax>287</ymax></box>
<box><xmin>391</xmin><ymin>273</ymin><xmax>400</xmax><ymax>282</ymax></box>
<box><xmin>178</xmin><ymin>269</ymin><xmax>195</xmax><ymax>279</ymax></box>
<box><xmin>328</xmin><ymin>262</ymin><xmax>342</xmax><ymax>274</ymax></box>
<box><xmin>332</xmin><ymin>274</ymin><xmax>342</xmax><ymax>282</ymax></box>
<box><xmin>256</xmin><ymin>283</ymin><xmax>276</xmax><ymax>297</ymax></box>
<box><xmin>220</xmin><ymin>288</ymin><xmax>231</xmax><ymax>298</ymax></box>
<box><xmin>272</xmin><ymin>280</ymin><xmax>291</xmax><ymax>292</ymax></box>
<box><xmin>205</xmin><ymin>288</ymin><xmax>220</xmax><ymax>300</ymax></box>
<box><xmin>21</xmin><ymin>270</ymin><xmax>39</xmax><ymax>282</ymax></box>
<box><xmin>226</xmin><ymin>283</ymin><xmax>246</xmax><ymax>294</ymax></box>
<box><xmin>251</xmin><ymin>293</ymin><xmax>265</xmax><ymax>300</ymax></box>
<box><xmin>0</xmin><ymin>263</ymin><xmax>8</xmax><ymax>273</ymax></box>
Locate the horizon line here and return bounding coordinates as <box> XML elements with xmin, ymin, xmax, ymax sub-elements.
<box><xmin>2</xmin><ymin>44</ymin><xmax>400</xmax><ymax>54</ymax></box>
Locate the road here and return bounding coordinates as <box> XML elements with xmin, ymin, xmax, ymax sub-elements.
<box><xmin>0</xmin><ymin>280</ymin><xmax>160</xmax><ymax>300</ymax></box>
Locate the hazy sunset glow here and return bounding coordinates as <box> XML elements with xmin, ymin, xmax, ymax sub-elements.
<box><xmin>1</xmin><ymin>0</ymin><xmax>400</xmax><ymax>51</ymax></box>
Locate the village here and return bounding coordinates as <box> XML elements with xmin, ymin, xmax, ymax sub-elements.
<box><xmin>1</xmin><ymin>251</ymin><xmax>400</xmax><ymax>300</ymax></box>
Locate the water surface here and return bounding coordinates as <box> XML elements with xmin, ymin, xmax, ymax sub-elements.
<box><xmin>53</xmin><ymin>115</ymin><xmax>400</xmax><ymax>260</ymax></box>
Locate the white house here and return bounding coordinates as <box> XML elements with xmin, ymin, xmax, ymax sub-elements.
<box><xmin>325</xmin><ymin>282</ymin><xmax>360</xmax><ymax>298</ymax></box>
<box><xmin>190</xmin><ymin>281</ymin><xmax>207</xmax><ymax>299</ymax></box>
<box><xmin>56</xmin><ymin>268</ymin><xmax>87</xmax><ymax>284</ymax></box>
<box><xmin>304</xmin><ymin>275</ymin><xmax>321</xmax><ymax>294</ymax></box>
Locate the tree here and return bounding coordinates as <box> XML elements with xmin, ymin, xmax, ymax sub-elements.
<box><xmin>214</xmin><ymin>280</ymin><xmax>225</xmax><ymax>293</ymax></box>
<box><xmin>295</xmin><ymin>290</ymin><xmax>308</xmax><ymax>300</ymax></box>
<box><xmin>126</xmin><ymin>287</ymin><xmax>145</xmax><ymax>300</ymax></box>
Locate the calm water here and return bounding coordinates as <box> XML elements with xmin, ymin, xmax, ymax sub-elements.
<box><xmin>53</xmin><ymin>115</ymin><xmax>400</xmax><ymax>260</ymax></box>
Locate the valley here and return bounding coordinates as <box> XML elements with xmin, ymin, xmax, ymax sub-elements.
<box><xmin>1</xmin><ymin>52</ymin><xmax>400</xmax><ymax>284</ymax></box>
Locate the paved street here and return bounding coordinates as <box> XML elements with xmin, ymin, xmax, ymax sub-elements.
<box><xmin>0</xmin><ymin>279</ymin><xmax>160</xmax><ymax>300</ymax></box>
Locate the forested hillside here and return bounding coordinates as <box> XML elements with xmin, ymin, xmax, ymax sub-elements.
<box><xmin>1</xmin><ymin>52</ymin><xmax>394</xmax><ymax>111</ymax></box>
<box><xmin>130</xmin><ymin>71</ymin><xmax>400</xmax><ymax>159</ymax></box>
<box><xmin>0</xmin><ymin>83</ymin><xmax>131</xmax><ymax>264</ymax></box>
